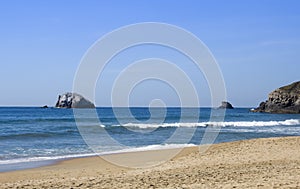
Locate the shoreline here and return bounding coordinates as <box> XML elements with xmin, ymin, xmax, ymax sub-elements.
<box><xmin>1</xmin><ymin>136</ymin><xmax>300</xmax><ymax>188</ymax></box>
<box><xmin>0</xmin><ymin>143</ymin><xmax>197</xmax><ymax>173</ymax></box>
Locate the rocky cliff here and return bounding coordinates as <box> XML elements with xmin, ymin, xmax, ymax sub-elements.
<box><xmin>252</xmin><ymin>81</ymin><xmax>300</xmax><ymax>114</ymax></box>
<box><xmin>55</xmin><ymin>92</ymin><xmax>95</xmax><ymax>108</ymax></box>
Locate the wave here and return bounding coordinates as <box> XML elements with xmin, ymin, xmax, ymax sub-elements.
<box><xmin>0</xmin><ymin>117</ymin><xmax>107</xmax><ymax>125</ymax></box>
<box><xmin>100</xmin><ymin>143</ymin><xmax>196</xmax><ymax>155</ymax></box>
<box><xmin>0</xmin><ymin>153</ymin><xmax>96</xmax><ymax>165</ymax></box>
<box><xmin>0</xmin><ymin>118</ymin><xmax>75</xmax><ymax>124</ymax></box>
<box><xmin>0</xmin><ymin>143</ymin><xmax>195</xmax><ymax>165</ymax></box>
<box><xmin>109</xmin><ymin>119</ymin><xmax>300</xmax><ymax>128</ymax></box>
<box><xmin>0</xmin><ymin>130</ymin><xmax>79</xmax><ymax>140</ymax></box>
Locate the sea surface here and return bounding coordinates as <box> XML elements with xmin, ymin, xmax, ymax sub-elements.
<box><xmin>0</xmin><ymin>107</ymin><xmax>299</xmax><ymax>172</ymax></box>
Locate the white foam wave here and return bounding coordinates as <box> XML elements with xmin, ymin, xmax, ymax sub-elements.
<box><xmin>116</xmin><ymin>119</ymin><xmax>300</xmax><ymax>128</ymax></box>
<box><xmin>0</xmin><ymin>153</ymin><xmax>97</xmax><ymax>165</ymax></box>
<box><xmin>100</xmin><ymin>143</ymin><xmax>196</xmax><ymax>155</ymax></box>
<box><xmin>0</xmin><ymin>144</ymin><xmax>196</xmax><ymax>165</ymax></box>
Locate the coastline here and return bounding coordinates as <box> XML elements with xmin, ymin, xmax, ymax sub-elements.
<box><xmin>1</xmin><ymin>136</ymin><xmax>300</xmax><ymax>188</ymax></box>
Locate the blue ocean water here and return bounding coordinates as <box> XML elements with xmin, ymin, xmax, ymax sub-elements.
<box><xmin>0</xmin><ymin>107</ymin><xmax>299</xmax><ymax>172</ymax></box>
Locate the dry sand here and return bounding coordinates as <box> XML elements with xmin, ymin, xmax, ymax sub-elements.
<box><xmin>1</xmin><ymin>136</ymin><xmax>300</xmax><ymax>188</ymax></box>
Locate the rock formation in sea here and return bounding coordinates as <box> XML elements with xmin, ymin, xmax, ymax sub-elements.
<box><xmin>252</xmin><ymin>81</ymin><xmax>300</xmax><ymax>114</ymax></box>
<box><xmin>218</xmin><ymin>101</ymin><xmax>234</xmax><ymax>109</ymax></box>
<box><xmin>55</xmin><ymin>92</ymin><xmax>95</xmax><ymax>108</ymax></box>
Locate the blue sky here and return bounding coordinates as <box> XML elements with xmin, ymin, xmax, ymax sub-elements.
<box><xmin>0</xmin><ymin>0</ymin><xmax>299</xmax><ymax>107</ymax></box>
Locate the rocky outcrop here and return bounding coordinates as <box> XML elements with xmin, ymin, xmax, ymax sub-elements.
<box><xmin>55</xmin><ymin>92</ymin><xmax>95</xmax><ymax>108</ymax></box>
<box><xmin>218</xmin><ymin>101</ymin><xmax>234</xmax><ymax>109</ymax></box>
<box><xmin>252</xmin><ymin>81</ymin><xmax>300</xmax><ymax>114</ymax></box>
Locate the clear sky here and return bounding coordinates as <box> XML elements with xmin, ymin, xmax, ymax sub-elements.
<box><xmin>0</xmin><ymin>0</ymin><xmax>299</xmax><ymax>107</ymax></box>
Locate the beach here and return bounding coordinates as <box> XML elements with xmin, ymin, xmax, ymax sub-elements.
<box><xmin>1</xmin><ymin>1</ymin><xmax>300</xmax><ymax>188</ymax></box>
<box><xmin>1</xmin><ymin>136</ymin><xmax>300</xmax><ymax>188</ymax></box>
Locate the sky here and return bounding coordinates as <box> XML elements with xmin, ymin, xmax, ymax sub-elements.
<box><xmin>0</xmin><ymin>0</ymin><xmax>299</xmax><ymax>107</ymax></box>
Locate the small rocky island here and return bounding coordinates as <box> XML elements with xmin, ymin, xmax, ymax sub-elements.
<box><xmin>55</xmin><ymin>92</ymin><xmax>95</xmax><ymax>108</ymax></box>
<box><xmin>252</xmin><ymin>81</ymin><xmax>300</xmax><ymax>114</ymax></box>
<box><xmin>218</xmin><ymin>101</ymin><xmax>234</xmax><ymax>109</ymax></box>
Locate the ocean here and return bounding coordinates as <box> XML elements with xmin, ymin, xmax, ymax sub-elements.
<box><xmin>0</xmin><ymin>107</ymin><xmax>299</xmax><ymax>172</ymax></box>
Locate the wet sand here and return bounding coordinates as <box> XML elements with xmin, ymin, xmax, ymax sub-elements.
<box><xmin>1</xmin><ymin>136</ymin><xmax>300</xmax><ymax>188</ymax></box>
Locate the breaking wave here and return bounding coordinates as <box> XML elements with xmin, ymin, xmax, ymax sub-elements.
<box><xmin>109</xmin><ymin>119</ymin><xmax>300</xmax><ymax>128</ymax></box>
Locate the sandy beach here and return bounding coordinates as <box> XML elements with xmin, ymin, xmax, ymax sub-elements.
<box><xmin>1</xmin><ymin>136</ymin><xmax>300</xmax><ymax>189</ymax></box>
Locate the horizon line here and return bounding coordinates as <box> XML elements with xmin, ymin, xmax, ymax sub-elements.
<box><xmin>0</xmin><ymin>105</ymin><xmax>255</xmax><ymax>108</ymax></box>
